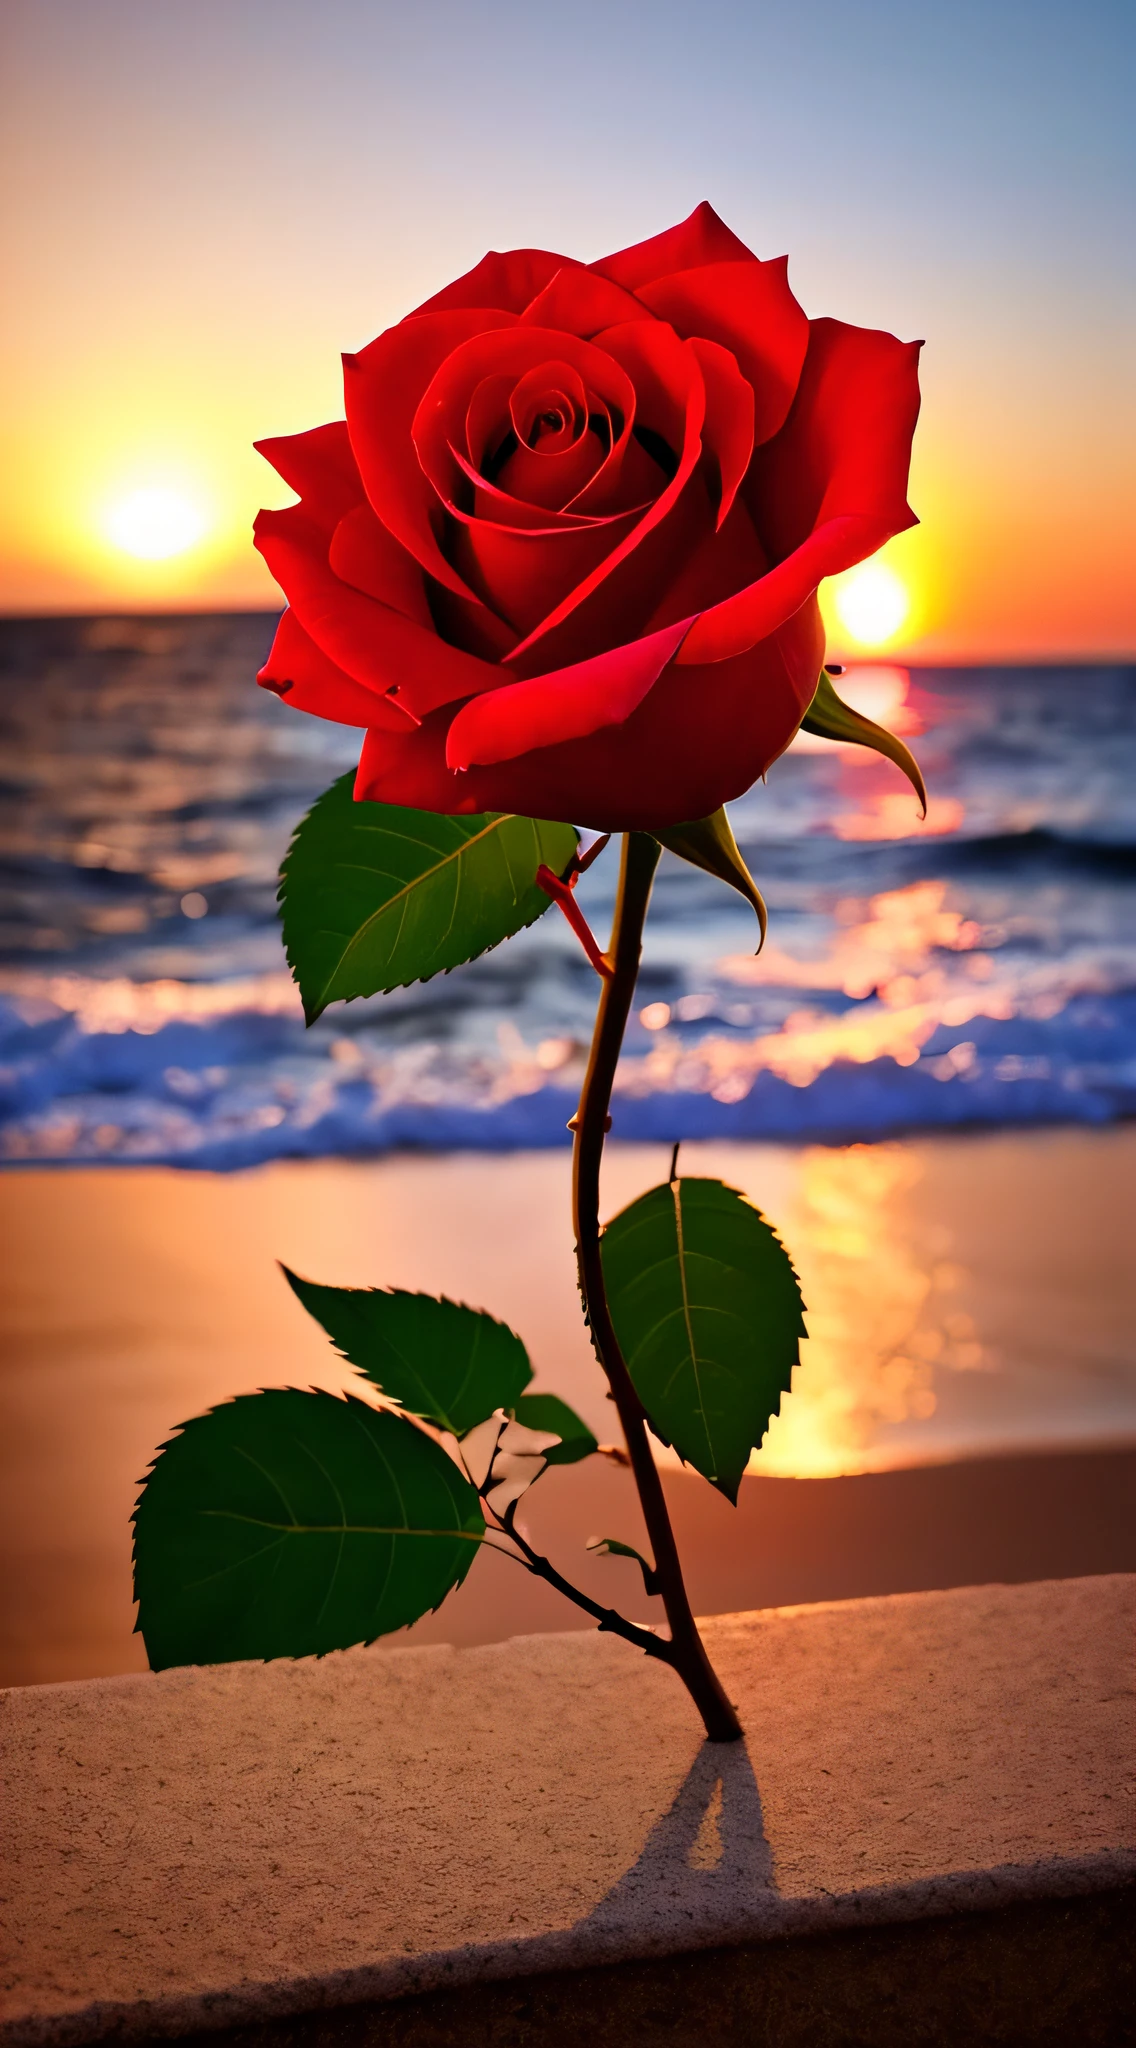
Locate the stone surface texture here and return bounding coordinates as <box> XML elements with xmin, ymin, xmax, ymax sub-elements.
<box><xmin>2</xmin><ymin>1576</ymin><xmax>1133</xmax><ymax>2046</ymax></box>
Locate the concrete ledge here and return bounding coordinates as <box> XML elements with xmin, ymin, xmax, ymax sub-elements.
<box><xmin>2</xmin><ymin>1576</ymin><xmax>1133</xmax><ymax>2045</ymax></box>
<box><xmin>168</xmin><ymin>1894</ymin><xmax>1136</xmax><ymax>2048</ymax></box>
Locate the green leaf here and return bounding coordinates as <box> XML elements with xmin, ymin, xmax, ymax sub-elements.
<box><xmin>586</xmin><ymin>1536</ymin><xmax>660</xmax><ymax>1595</ymax></box>
<box><xmin>513</xmin><ymin>1393</ymin><xmax>598</xmax><ymax>1465</ymax></box>
<box><xmin>279</xmin><ymin>775</ymin><xmax>579</xmax><ymax>1021</ymax></box>
<box><xmin>800</xmin><ymin>669</ymin><xmax>927</xmax><ymax>814</ymax></box>
<box><xmin>282</xmin><ymin>1271</ymin><xmax>532</xmax><ymax>1438</ymax></box>
<box><xmin>601</xmin><ymin>1177</ymin><xmax>806</xmax><ymax>1503</ymax></box>
<box><xmin>133</xmin><ymin>1389</ymin><xmax>483</xmax><ymax>1671</ymax></box>
<box><xmin>653</xmin><ymin>808</ymin><xmax>767</xmax><ymax>950</ymax></box>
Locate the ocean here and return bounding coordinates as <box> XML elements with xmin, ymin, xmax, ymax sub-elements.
<box><xmin>2</xmin><ymin>613</ymin><xmax>1133</xmax><ymax>1170</ymax></box>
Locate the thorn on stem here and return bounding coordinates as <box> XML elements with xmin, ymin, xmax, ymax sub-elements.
<box><xmin>567</xmin><ymin>1113</ymin><xmax>612</xmax><ymax>1132</ymax></box>
<box><xmin>597</xmin><ymin>1444</ymin><xmax>632</xmax><ymax>1466</ymax></box>
<box><xmin>668</xmin><ymin>1141</ymin><xmax>681</xmax><ymax>1183</ymax></box>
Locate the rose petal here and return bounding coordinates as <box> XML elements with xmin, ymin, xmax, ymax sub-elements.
<box><xmin>518</xmin><ymin>262</ymin><xmax>654</xmax><ymax>337</ymax></box>
<box><xmin>355</xmin><ymin>598</ymin><xmax>824</xmax><ymax>828</ymax></box>
<box><xmin>257</xmin><ymin>610</ymin><xmax>409</xmax><ymax>730</ymax></box>
<box><xmin>679</xmin><ymin>513</ymin><xmax>882</xmax><ymax>667</ymax></box>
<box><xmin>452</xmin><ymin>346</ymin><xmax>648</xmax><ymax>526</ymax></box>
<box><xmin>410</xmin><ymin>325</ymin><xmax>660</xmax><ymax>632</ymax></box>
<box><xmin>505</xmin><ymin>321</ymin><xmax>706</xmax><ymax>664</ymax></box>
<box><xmin>454</xmin><ymin>447</ymin><xmax>607</xmax><ymax>531</ymax></box>
<box><xmin>453</xmin><ymin>505</ymin><xmax>645</xmax><ymax>638</ymax></box>
<box><xmin>254</xmin><ymin>423</ymin><xmax>364</xmax><ymax>538</ymax></box>
<box><xmin>429</xmin><ymin>582</ymin><xmax>519</xmax><ymax>663</ymax></box>
<box><xmin>688</xmin><ymin>337</ymin><xmax>755</xmax><ymax>530</ymax></box>
<box><xmin>462</xmin><ymin>373</ymin><xmax>611</xmax><ymax>525</ymax></box>
<box><xmin>564</xmin><ymin>428</ymin><xmax>669</xmax><ymax>518</ymax></box>
<box><xmin>509</xmin><ymin>360</ymin><xmax>588</xmax><ymax>446</ymax></box>
<box><xmin>452</xmin><ymin>447</ymin><xmax>606</xmax><ymax>532</ymax></box>
<box><xmin>344</xmin><ymin>307</ymin><xmax>516</xmax><ymax>601</ymax></box>
<box><xmin>593</xmin><ymin>202</ymin><xmax>757</xmax><ymax>291</ymax></box>
<box><xmin>445</xmin><ymin>616</ymin><xmax>695</xmax><ymax>768</ymax></box>
<box><xmin>597</xmin><ymin>317</ymin><xmax>699</xmax><ymax>453</ymax></box>
<box><xmin>409</xmin><ymin>247</ymin><xmax>568</xmax><ymax>319</ymax></box>
<box><xmin>640</xmin><ymin>494</ymin><xmax>769</xmax><ymax>633</ymax></box>
<box><xmin>410</xmin><ymin>326</ymin><xmax>637</xmax><ymax>530</ymax></box>
<box><xmin>254</xmin><ymin>502</ymin><xmax>499</xmax><ymax>718</ymax></box>
<box><xmin>678</xmin><ymin>319</ymin><xmax>922</xmax><ymax>665</ymax></box>
<box><xmin>356</xmin><ymin>716</ymin><xmax>487</xmax><ymax>814</ymax></box>
<box><xmin>495</xmin><ymin>360</ymin><xmax>607</xmax><ymax>510</ymax></box>
<box><xmin>465</xmin><ymin>373</ymin><xmax>518</xmax><ymax>473</ymax></box>
<box><xmin>327</xmin><ymin>503</ymin><xmax>434</xmax><ymax>625</ymax></box>
<box><xmin>754</xmin><ymin>317</ymin><xmax>923</xmax><ymax>562</ymax></box>
<box><xmin>504</xmin><ymin>469</ymin><xmax>710</xmax><ymax>678</ymax></box>
<box><xmin>494</xmin><ymin>429</ymin><xmax>610</xmax><ymax>514</ymax></box>
<box><xmin>637</xmin><ymin>258</ymin><xmax>808</xmax><ymax>446</ymax></box>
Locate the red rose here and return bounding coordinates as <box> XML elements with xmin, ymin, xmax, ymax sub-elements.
<box><xmin>255</xmin><ymin>203</ymin><xmax>921</xmax><ymax>831</ymax></box>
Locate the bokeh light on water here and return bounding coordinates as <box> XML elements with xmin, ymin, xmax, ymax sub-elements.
<box><xmin>1</xmin><ymin>616</ymin><xmax>1133</xmax><ymax>1166</ymax></box>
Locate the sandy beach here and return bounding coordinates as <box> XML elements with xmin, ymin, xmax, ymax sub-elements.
<box><xmin>2</xmin><ymin>1126</ymin><xmax>1134</xmax><ymax>1686</ymax></box>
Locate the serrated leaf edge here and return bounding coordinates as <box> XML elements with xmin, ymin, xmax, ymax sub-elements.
<box><xmin>278</xmin><ymin>788</ymin><xmax>574</xmax><ymax>1020</ymax></box>
<box><xmin>131</xmin><ymin>1387</ymin><xmax>485</xmax><ymax>1658</ymax></box>
<box><xmin>280</xmin><ymin>1270</ymin><xmax>533</xmax><ymax>1438</ymax></box>
<box><xmin>601</xmin><ymin>1176</ymin><xmax>807</xmax><ymax>1498</ymax></box>
<box><xmin>318</xmin><ymin>812</ymin><xmax>530</xmax><ymax>1012</ymax></box>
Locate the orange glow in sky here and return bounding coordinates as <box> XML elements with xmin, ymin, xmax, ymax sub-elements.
<box><xmin>1</xmin><ymin>4</ymin><xmax>1131</xmax><ymax>662</ymax></box>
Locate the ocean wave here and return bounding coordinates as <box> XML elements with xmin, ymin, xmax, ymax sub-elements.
<box><xmin>2</xmin><ymin>976</ymin><xmax>1132</xmax><ymax>1169</ymax></box>
<box><xmin>2</xmin><ymin>623</ymin><xmax>1133</xmax><ymax>1167</ymax></box>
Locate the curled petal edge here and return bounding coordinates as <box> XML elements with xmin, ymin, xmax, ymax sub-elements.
<box><xmin>592</xmin><ymin>202</ymin><xmax>758</xmax><ymax>291</ymax></box>
<box><xmin>504</xmin><ymin>324</ymin><xmax>707</xmax><ymax>666</ymax></box>
<box><xmin>254</xmin><ymin>505</ymin><xmax>500</xmax><ymax>720</ymax></box>
<box><xmin>254</xmin><ymin>423</ymin><xmax>363</xmax><ymax>537</ymax></box>
<box><xmin>674</xmin><ymin>510</ymin><xmax>915</xmax><ymax>666</ymax></box>
<box><xmin>257</xmin><ymin>610</ymin><xmax>411</xmax><ymax>732</ymax></box>
<box><xmin>446</xmin><ymin>617</ymin><xmax>695</xmax><ymax>770</ymax></box>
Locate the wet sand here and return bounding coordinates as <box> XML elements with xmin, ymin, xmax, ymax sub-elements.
<box><xmin>2</xmin><ymin>1128</ymin><xmax>1134</xmax><ymax>1686</ymax></box>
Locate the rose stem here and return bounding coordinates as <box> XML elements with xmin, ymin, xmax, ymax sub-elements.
<box><xmin>571</xmin><ymin>831</ymin><xmax>743</xmax><ymax>1743</ymax></box>
<box><xmin>494</xmin><ymin>1499</ymin><xmax>677</xmax><ymax>1666</ymax></box>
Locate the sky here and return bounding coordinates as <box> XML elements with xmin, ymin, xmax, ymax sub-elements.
<box><xmin>1</xmin><ymin>0</ymin><xmax>1132</xmax><ymax>660</ymax></box>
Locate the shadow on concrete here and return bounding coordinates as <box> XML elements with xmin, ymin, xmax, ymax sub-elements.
<box><xmin>574</xmin><ymin>1738</ymin><xmax>775</xmax><ymax>1952</ymax></box>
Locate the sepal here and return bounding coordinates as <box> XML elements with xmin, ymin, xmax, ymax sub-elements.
<box><xmin>800</xmin><ymin>668</ymin><xmax>927</xmax><ymax>815</ymax></box>
<box><xmin>653</xmin><ymin>807</ymin><xmax>766</xmax><ymax>951</ymax></box>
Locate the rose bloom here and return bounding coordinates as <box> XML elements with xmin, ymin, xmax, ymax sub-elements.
<box><xmin>255</xmin><ymin>203</ymin><xmax>920</xmax><ymax>831</ymax></box>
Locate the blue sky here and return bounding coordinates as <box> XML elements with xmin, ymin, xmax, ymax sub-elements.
<box><xmin>2</xmin><ymin>0</ymin><xmax>1132</xmax><ymax>648</ymax></box>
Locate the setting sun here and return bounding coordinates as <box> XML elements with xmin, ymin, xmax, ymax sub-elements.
<box><xmin>832</xmin><ymin>562</ymin><xmax>911</xmax><ymax>648</ymax></box>
<box><xmin>103</xmin><ymin>487</ymin><xmax>208</xmax><ymax>561</ymax></box>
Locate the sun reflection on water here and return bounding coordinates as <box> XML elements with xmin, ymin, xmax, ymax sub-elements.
<box><xmin>752</xmin><ymin>1142</ymin><xmax>987</xmax><ymax>1477</ymax></box>
<box><xmin>620</xmin><ymin>880</ymin><xmax>1017</xmax><ymax>1101</ymax></box>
